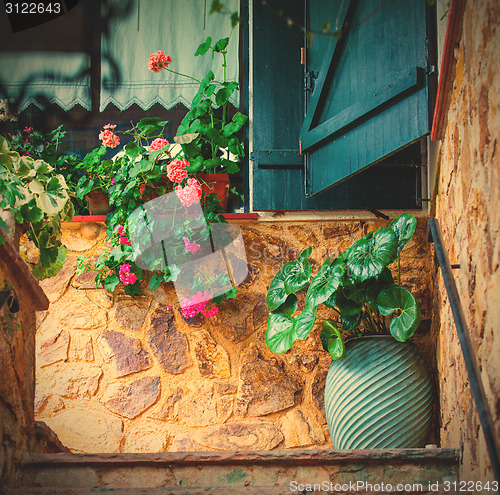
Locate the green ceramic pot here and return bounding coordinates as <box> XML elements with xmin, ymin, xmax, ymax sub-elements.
<box><xmin>324</xmin><ymin>336</ymin><xmax>433</xmax><ymax>449</ymax></box>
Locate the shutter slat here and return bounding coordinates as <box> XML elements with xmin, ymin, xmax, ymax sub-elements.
<box><xmin>301</xmin><ymin>67</ymin><xmax>424</xmax><ymax>152</ymax></box>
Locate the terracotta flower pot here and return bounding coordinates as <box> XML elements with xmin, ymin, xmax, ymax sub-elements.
<box><xmin>85</xmin><ymin>189</ymin><xmax>112</xmax><ymax>215</ymax></box>
<box><xmin>196</xmin><ymin>173</ymin><xmax>230</xmax><ymax>211</ymax></box>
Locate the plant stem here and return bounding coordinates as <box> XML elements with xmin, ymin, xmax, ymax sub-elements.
<box><xmin>165</xmin><ymin>68</ymin><xmax>200</xmax><ymax>84</ymax></box>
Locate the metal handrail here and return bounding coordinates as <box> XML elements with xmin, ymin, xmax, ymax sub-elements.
<box><xmin>428</xmin><ymin>218</ymin><xmax>500</xmax><ymax>483</ymax></box>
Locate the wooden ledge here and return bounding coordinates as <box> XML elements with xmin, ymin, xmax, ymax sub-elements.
<box><xmin>0</xmin><ymin>229</ymin><xmax>49</xmax><ymax>311</ymax></box>
<box><xmin>23</xmin><ymin>448</ymin><xmax>460</xmax><ymax>467</ymax></box>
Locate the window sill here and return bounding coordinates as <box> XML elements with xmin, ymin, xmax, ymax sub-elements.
<box><xmin>70</xmin><ymin>213</ymin><xmax>259</xmax><ymax>223</ymax></box>
<box><xmin>253</xmin><ymin>209</ymin><xmax>427</xmax><ymax>222</ymax></box>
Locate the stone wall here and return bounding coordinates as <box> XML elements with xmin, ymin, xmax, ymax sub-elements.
<box><xmin>31</xmin><ymin>217</ymin><xmax>435</xmax><ymax>454</ymax></box>
<box><xmin>433</xmin><ymin>0</ymin><xmax>500</xmax><ymax>483</ymax></box>
<box><xmin>0</xmin><ymin>230</ymin><xmax>49</xmax><ymax>490</ymax></box>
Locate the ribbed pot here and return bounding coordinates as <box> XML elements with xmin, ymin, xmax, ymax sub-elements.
<box><xmin>324</xmin><ymin>336</ymin><xmax>433</xmax><ymax>449</ymax></box>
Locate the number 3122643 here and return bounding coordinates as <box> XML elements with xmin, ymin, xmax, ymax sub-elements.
<box><xmin>5</xmin><ymin>3</ymin><xmax>62</xmax><ymax>14</ymax></box>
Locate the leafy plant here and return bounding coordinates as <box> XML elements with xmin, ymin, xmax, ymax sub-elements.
<box><xmin>3</xmin><ymin>124</ymin><xmax>87</xmax><ymax>214</ymax></box>
<box><xmin>0</xmin><ymin>136</ymin><xmax>73</xmax><ymax>279</ymax></box>
<box><xmin>149</xmin><ymin>29</ymin><xmax>247</xmax><ymax>175</ymax></box>
<box><xmin>265</xmin><ymin>213</ymin><xmax>421</xmax><ymax>360</ymax></box>
<box><xmin>76</xmin><ymin>118</ymin><xmax>236</xmax><ymax>315</ymax></box>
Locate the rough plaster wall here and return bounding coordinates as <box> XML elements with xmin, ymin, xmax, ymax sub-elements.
<box><xmin>31</xmin><ymin>217</ymin><xmax>434</xmax><ymax>454</ymax></box>
<box><xmin>435</xmin><ymin>0</ymin><xmax>500</xmax><ymax>483</ymax></box>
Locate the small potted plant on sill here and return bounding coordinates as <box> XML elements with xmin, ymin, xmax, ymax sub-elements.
<box><xmin>75</xmin><ymin>127</ymin><xmax>121</xmax><ymax>215</ymax></box>
<box><xmin>148</xmin><ymin>24</ymin><xmax>247</xmax><ymax>211</ymax></box>
<box><xmin>265</xmin><ymin>213</ymin><xmax>433</xmax><ymax>449</ymax></box>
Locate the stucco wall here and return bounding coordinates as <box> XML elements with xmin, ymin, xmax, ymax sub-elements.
<box><xmin>434</xmin><ymin>0</ymin><xmax>500</xmax><ymax>484</ymax></box>
<box><xmin>32</xmin><ymin>217</ymin><xmax>435</xmax><ymax>454</ymax></box>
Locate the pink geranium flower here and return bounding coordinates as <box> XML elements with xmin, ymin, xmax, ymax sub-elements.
<box><xmin>183</xmin><ymin>236</ymin><xmax>200</xmax><ymax>254</ymax></box>
<box><xmin>148</xmin><ymin>50</ymin><xmax>172</xmax><ymax>73</ymax></box>
<box><xmin>150</xmin><ymin>137</ymin><xmax>169</xmax><ymax>152</ymax></box>
<box><xmin>180</xmin><ymin>291</ymin><xmax>218</xmax><ymax>319</ymax></box>
<box><xmin>175</xmin><ymin>178</ymin><xmax>202</xmax><ymax>207</ymax></box>
<box><xmin>118</xmin><ymin>264</ymin><xmax>138</xmax><ymax>285</ymax></box>
<box><xmin>99</xmin><ymin>128</ymin><xmax>120</xmax><ymax>148</ymax></box>
<box><xmin>167</xmin><ymin>158</ymin><xmax>189</xmax><ymax>183</ymax></box>
<box><xmin>119</xmin><ymin>236</ymin><xmax>131</xmax><ymax>245</ymax></box>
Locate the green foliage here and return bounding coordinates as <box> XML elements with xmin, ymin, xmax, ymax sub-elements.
<box><xmin>75</xmin><ymin>117</ymin><xmax>236</xmax><ymax>316</ymax></box>
<box><xmin>0</xmin><ymin>136</ymin><xmax>73</xmax><ymax>279</ymax></box>
<box><xmin>265</xmin><ymin>213</ymin><xmax>420</xmax><ymax>359</ymax></box>
<box><xmin>175</xmin><ymin>32</ymin><xmax>247</xmax><ymax>175</ymax></box>
<box><xmin>2</xmin><ymin>124</ymin><xmax>87</xmax><ymax>214</ymax></box>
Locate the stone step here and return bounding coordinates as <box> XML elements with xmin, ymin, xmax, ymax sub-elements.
<box><xmin>11</xmin><ymin>448</ymin><xmax>459</xmax><ymax>494</ymax></box>
<box><xmin>3</xmin><ymin>487</ymin><xmax>461</xmax><ymax>495</ymax></box>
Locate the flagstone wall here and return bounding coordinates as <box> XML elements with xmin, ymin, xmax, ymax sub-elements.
<box><xmin>30</xmin><ymin>217</ymin><xmax>434</xmax><ymax>453</ymax></box>
<box><xmin>433</xmin><ymin>0</ymin><xmax>500</xmax><ymax>484</ymax></box>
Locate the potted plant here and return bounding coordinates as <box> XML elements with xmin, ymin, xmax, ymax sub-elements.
<box><xmin>76</xmin><ymin>118</ymin><xmax>237</xmax><ymax>320</ymax></box>
<box><xmin>148</xmin><ymin>26</ymin><xmax>247</xmax><ymax>211</ymax></box>
<box><xmin>75</xmin><ymin>128</ymin><xmax>120</xmax><ymax>215</ymax></box>
<box><xmin>265</xmin><ymin>213</ymin><xmax>433</xmax><ymax>449</ymax></box>
<box><xmin>1</xmin><ymin>124</ymin><xmax>87</xmax><ymax>215</ymax></box>
<box><xmin>0</xmin><ymin>136</ymin><xmax>73</xmax><ymax>279</ymax></box>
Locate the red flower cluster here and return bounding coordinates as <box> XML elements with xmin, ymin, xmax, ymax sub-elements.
<box><xmin>148</xmin><ymin>50</ymin><xmax>172</xmax><ymax>73</ymax></box>
<box><xmin>150</xmin><ymin>137</ymin><xmax>169</xmax><ymax>152</ymax></box>
<box><xmin>183</xmin><ymin>236</ymin><xmax>200</xmax><ymax>254</ymax></box>
<box><xmin>99</xmin><ymin>124</ymin><xmax>120</xmax><ymax>148</ymax></box>
<box><xmin>180</xmin><ymin>291</ymin><xmax>219</xmax><ymax>319</ymax></box>
<box><xmin>167</xmin><ymin>158</ymin><xmax>189</xmax><ymax>183</ymax></box>
<box><xmin>117</xmin><ymin>225</ymin><xmax>131</xmax><ymax>245</ymax></box>
<box><xmin>119</xmin><ymin>264</ymin><xmax>137</xmax><ymax>285</ymax></box>
<box><xmin>175</xmin><ymin>177</ymin><xmax>202</xmax><ymax>207</ymax></box>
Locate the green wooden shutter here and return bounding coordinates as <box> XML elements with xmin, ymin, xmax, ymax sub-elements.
<box><xmin>250</xmin><ymin>0</ymin><xmax>306</xmax><ymax>210</ymax></box>
<box><xmin>301</xmin><ymin>0</ymin><xmax>435</xmax><ymax>198</ymax></box>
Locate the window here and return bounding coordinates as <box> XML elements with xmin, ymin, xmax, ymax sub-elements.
<box><xmin>0</xmin><ymin>0</ymin><xmax>240</xmax><ymax>157</ymax></box>
<box><xmin>248</xmin><ymin>0</ymin><xmax>437</xmax><ymax>211</ymax></box>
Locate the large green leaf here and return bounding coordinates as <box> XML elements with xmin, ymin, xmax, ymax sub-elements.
<box><xmin>320</xmin><ymin>321</ymin><xmax>345</xmax><ymax>360</ymax></box>
<box><xmin>129</xmin><ymin>159</ymin><xmax>154</xmax><ymax>178</ymax></box>
<box><xmin>213</xmin><ymin>37</ymin><xmax>229</xmax><ymax>52</ymax></box>
<box><xmin>32</xmin><ymin>245</ymin><xmax>67</xmax><ymax>280</ymax></box>
<box><xmin>293</xmin><ymin>305</ymin><xmax>317</xmax><ymax>339</ymax></box>
<box><xmin>195</xmin><ymin>36</ymin><xmax>212</xmax><ymax>56</ymax></box>
<box><xmin>278</xmin><ymin>294</ymin><xmax>298</xmax><ymax>317</ymax></box>
<box><xmin>20</xmin><ymin>204</ymin><xmax>44</xmax><ymax>223</ymax></box>
<box><xmin>222</xmin><ymin>113</ymin><xmax>248</xmax><ymax>137</ymax></box>
<box><xmin>283</xmin><ymin>248</ymin><xmax>312</xmax><ymax>294</ymax></box>
<box><xmin>266</xmin><ymin>310</ymin><xmax>295</xmax><ymax>353</ymax></box>
<box><xmin>36</xmin><ymin>177</ymin><xmax>68</xmax><ymax>215</ymax></box>
<box><xmin>377</xmin><ymin>285</ymin><xmax>421</xmax><ymax>342</ymax></box>
<box><xmin>347</xmin><ymin>227</ymin><xmax>398</xmax><ymax>283</ymax></box>
<box><xmin>266</xmin><ymin>267</ymin><xmax>288</xmax><ymax>311</ymax></box>
<box><xmin>389</xmin><ymin>213</ymin><xmax>417</xmax><ymax>258</ymax></box>
<box><xmin>104</xmin><ymin>273</ymin><xmax>120</xmax><ymax>291</ymax></box>
<box><xmin>305</xmin><ymin>257</ymin><xmax>346</xmax><ymax>308</ymax></box>
<box><xmin>215</xmin><ymin>87</ymin><xmax>230</xmax><ymax>106</ymax></box>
